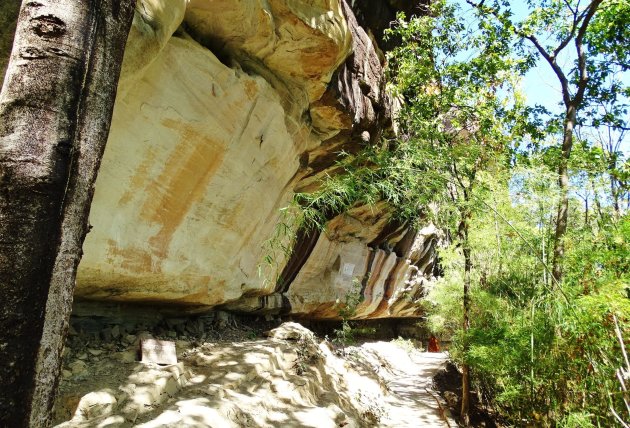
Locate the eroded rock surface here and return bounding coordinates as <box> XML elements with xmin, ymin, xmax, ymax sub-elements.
<box><xmin>1</xmin><ymin>0</ymin><xmax>436</xmax><ymax>319</ymax></box>
<box><xmin>77</xmin><ymin>35</ymin><xmax>299</xmax><ymax>306</ymax></box>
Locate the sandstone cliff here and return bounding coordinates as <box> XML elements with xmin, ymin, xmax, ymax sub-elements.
<box><xmin>1</xmin><ymin>0</ymin><xmax>436</xmax><ymax>319</ymax></box>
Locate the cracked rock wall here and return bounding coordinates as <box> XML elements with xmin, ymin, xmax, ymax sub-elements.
<box><xmin>1</xmin><ymin>0</ymin><xmax>435</xmax><ymax>319</ymax></box>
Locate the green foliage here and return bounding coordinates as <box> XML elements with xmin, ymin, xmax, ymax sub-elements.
<box><xmin>276</xmin><ymin>0</ymin><xmax>527</xmax><ymax>241</ymax></box>
<box><xmin>400</xmin><ymin>3</ymin><xmax>630</xmax><ymax>423</ymax></box>
<box><xmin>332</xmin><ymin>321</ymin><xmax>356</xmax><ymax>348</ymax></box>
<box><xmin>258</xmin><ymin>1</ymin><xmax>629</xmax><ymax>425</ymax></box>
<box><xmin>335</xmin><ymin>278</ymin><xmax>364</xmax><ymax>321</ymax></box>
<box><xmin>332</xmin><ymin>278</ymin><xmax>364</xmax><ymax>347</ymax></box>
<box><xmin>428</xmin><ymin>205</ymin><xmax>630</xmax><ymax>425</ymax></box>
<box><xmin>258</xmin><ymin>205</ymin><xmax>302</xmax><ymax>289</ymax></box>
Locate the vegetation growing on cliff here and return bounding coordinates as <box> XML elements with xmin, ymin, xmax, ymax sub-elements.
<box><xmin>283</xmin><ymin>0</ymin><xmax>629</xmax><ymax>425</ymax></box>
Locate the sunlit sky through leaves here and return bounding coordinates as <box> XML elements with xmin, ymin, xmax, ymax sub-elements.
<box><xmin>451</xmin><ymin>0</ymin><xmax>629</xmax><ymax>153</ymax></box>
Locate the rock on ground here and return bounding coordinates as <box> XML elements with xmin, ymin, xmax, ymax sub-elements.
<box><xmin>54</xmin><ymin>323</ymin><xmax>453</xmax><ymax>427</ymax></box>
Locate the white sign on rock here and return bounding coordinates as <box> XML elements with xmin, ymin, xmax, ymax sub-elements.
<box><xmin>342</xmin><ymin>262</ymin><xmax>355</xmax><ymax>277</ymax></box>
<box><xmin>141</xmin><ymin>339</ymin><xmax>177</xmax><ymax>365</ymax></box>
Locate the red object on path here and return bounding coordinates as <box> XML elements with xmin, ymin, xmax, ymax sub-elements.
<box><xmin>428</xmin><ymin>335</ymin><xmax>440</xmax><ymax>352</ymax></box>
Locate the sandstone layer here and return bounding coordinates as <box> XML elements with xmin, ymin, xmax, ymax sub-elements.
<box><xmin>0</xmin><ymin>1</ymin><xmax>433</xmax><ymax>319</ymax></box>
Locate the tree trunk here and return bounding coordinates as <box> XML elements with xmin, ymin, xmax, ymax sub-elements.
<box><xmin>611</xmin><ymin>180</ymin><xmax>620</xmax><ymax>219</ymax></box>
<box><xmin>542</xmin><ymin>229</ymin><xmax>548</xmax><ymax>286</ymax></box>
<box><xmin>603</xmin><ymin>140</ymin><xmax>621</xmax><ymax>220</ymax></box>
<box><xmin>551</xmin><ymin>104</ymin><xmax>577</xmax><ymax>284</ymax></box>
<box><xmin>609</xmin><ymin>168</ymin><xmax>621</xmax><ymax>220</ymax></box>
<box><xmin>584</xmin><ymin>197</ymin><xmax>588</xmax><ymax>227</ymax></box>
<box><xmin>459</xmin><ymin>210</ymin><xmax>472</xmax><ymax>425</ymax></box>
<box><xmin>0</xmin><ymin>0</ymin><xmax>134</xmax><ymax>426</ymax></box>
<box><xmin>494</xmin><ymin>213</ymin><xmax>501</xmax><ymax>274</ymax></box>
<box><xmin>589</xmin><ymin>174</ymin><xmax>603</xmax><ymax>227</ymax></box>
<box><xmin>461</xmin><ymin>242</ymin><xmax>472</xmax><ymax>425</ymax></box>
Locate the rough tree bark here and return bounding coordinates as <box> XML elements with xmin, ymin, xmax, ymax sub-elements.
<box><xmin>0</xmin><ymin>0</ymin><xmax>134</xmax><ymax>426</ymax></box>
<box><xmin>459</xmin><ymin>207</ymin><xmax>472</xmax><ymax>426</ymax></box>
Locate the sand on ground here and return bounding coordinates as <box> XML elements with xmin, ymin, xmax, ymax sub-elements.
<box><xmin>53</xmin><ymin>324</ymin><xmax>454</xmax><ymax>427</ymax></box>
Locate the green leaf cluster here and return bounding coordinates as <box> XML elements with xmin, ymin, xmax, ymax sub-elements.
<box><xmin>261</xmin><ymin>1</ymin><xmax>629</xmax><ymax>424</ymax></box>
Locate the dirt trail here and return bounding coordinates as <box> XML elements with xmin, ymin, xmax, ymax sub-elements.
<box><xmin>53</xmin><ymin>324</ymin><xmax>454</xmax><ymax>427</ymax></box>
<box><xmin>370</xmin><ymin>346</ymin><xmax>454</xmax><ymax>427</ymax></box>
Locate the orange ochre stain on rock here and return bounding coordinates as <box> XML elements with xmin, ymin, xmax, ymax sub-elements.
<box><xmin>141</xmin><ymin>118</ymin><xmax>226</xmax><ymax>259</ymax></box>
<box><xmin>309</xmin><ymin>302</ymin><xmax>338</xmax><ymax>319</ymax></box>
<box><xmin>106</xmin><ymin>239</ymin><xmax>155</xmax><ymax>274</ymax></box>
<box><xmin>243</xmin><ymin>80</ymin><xmax>258</xmax><ymax>100</ymax></box>
<box><xmin>171</xmin><ymin>281</ymin><xmax>225</xmax><ymax>305</ymax></box>
<box><xmin>268</xmin><ymin>2</ymin><xmax>342</xmax><ymax>80</ymax></box>
<box><xmin>118</xmin><ymin>148</ymin><xmax>157</xmax><ymax>206</ymax></box>
<box><xmin>298</xmin><ymin>40</ymin><xmax>339</xmax><ymax>77</ymax></box>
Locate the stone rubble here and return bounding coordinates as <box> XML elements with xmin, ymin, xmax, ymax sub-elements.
<box><xmin>54</xmin><ymin>319</ymin><xmax>452</xmax><ymax>428</ymax></box>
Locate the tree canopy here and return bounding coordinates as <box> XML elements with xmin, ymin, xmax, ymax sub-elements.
<box><xmin>279</xmin><ymin>0</ymin><xmax>629</xmax><ymax>425</ymax></box>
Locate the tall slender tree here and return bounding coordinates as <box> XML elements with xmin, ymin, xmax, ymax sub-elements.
<box><xmin>0</xmin><ymin>0</ymin><xmax>135</xmax><ymax>425</ymax></box>
<box><xmin>465</xmin><ymin>0</ymin><xmax>628</xmax><ymax>284</ymax></box>
<box><xmin>386</xmin><ymin>3</ymin><xmax>524</xmax><ymax>422</ymax></box>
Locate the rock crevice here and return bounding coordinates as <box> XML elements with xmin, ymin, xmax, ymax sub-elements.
<box><xmin>0</xmin><ymin>0</ymin><xmax>436</xmax><ymax>319</ymax></box>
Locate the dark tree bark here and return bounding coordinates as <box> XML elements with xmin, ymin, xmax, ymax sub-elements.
<box><xmin>459</xmin><ymin>209</ymin><xmax>472</xmax><ymax>426</ymax></box>
<box><xmin>0</xmin><ymin>0</ymin><xmax>134</xmax><ymax>426</ymax></box>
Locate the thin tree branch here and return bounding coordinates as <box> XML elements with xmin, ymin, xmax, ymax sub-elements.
<box><xmin>465</xmin><ymin>0</ymin><xmax>572</xmax><ymax>106</ymax></box>
<box><xmin>562</xmin><ymin>0</ymin><xmax>577</xmax><ymax>16</ymax></box>
<box><xmin>523</xmin><ymin>34</ymin><xmax>572</xmax><ymax>106</ymax></box>
<box><xmin>554</xmin><ymin>0</ymin><xmax>580</xmax><ymax>57</ymax></box>
<box><xmin>574</xmin><ymin>0</ymin><xmax>605</xmax><ymax>105</ymax></box>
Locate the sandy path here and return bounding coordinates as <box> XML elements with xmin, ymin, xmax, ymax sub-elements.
<box><xmin>360</xmin><ymin>344</ymin><xmax>454</xmax><ymax>427</ymax></box>
<box><xmin>54</xmin><ymin>325</ymin><xmax>456</xmax><ymax>428</ymax></box>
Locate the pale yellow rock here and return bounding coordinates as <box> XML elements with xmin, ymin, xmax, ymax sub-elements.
<box><xmin>184</xmin><ymin>0</ymin><xmax>352</xmax><ymax>105</ymax></box>
<box><xmin>77</xmin><ymin>36</ymin><xmax>297</xmax><ymax>305</ymax></box>
<box><xmin>265</xmin><ymin>322</ymin><xmax>315</xmax><ymax>341</ymax></box>
<box><xmin>53</xmin><ymin>331</ymin><xmax>452</xmax><ymax>427</ymax></box>
<box><xmin>72</xmin><ymin>389</ymin><xmax>117</xmax><ymax>421</ymax></box>
<box><xmin>287</xmin><ymin>218</ymin><xmax>439</xmax><ymax>319</ymax></box>
<box><xmin>288</xmin><ymin>236</ymin><xmax>370</xmax><ymax>317</ymax></box>
<box><xmin>120</xmin><ymin>0</ymin><xmax>187</xmax><ymax>88</ymax></box>
<box><xmin>72</xmin><ymin>1</ymin><xmax>433</xmax><ymax>319</ymax></box>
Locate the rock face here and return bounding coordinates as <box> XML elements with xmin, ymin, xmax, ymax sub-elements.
<box><xmin>0</xmin><ymin>0</ymin><xmax>436</xmax><ymax>319</ymax></box>
<box><xmin>77</xmin><ymin>35</ymin><xmax>300</xmax><ymax>306</ymax></box>
<box><xmin>230</xmin><ymin>211</ymin><xmax>440</xmax><ymax>319</ymax></box>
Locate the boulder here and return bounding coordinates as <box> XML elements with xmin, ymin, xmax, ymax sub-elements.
<box><xmin>265</xmin><ymin>322</ymin><xmax>315</xmax><ymax>341</ymax></box>
<box><xmin>71</xmin><ymin>390</ymin><xmax>118</xmax><ymax>421</ymax></box>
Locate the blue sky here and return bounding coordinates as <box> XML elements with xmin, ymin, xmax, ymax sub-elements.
<box><xmin>452</xmin><ymin>0</ymin><xmax>629</xmax><ymax>152</ymax></box>
<box><xmin>450</xmin><ymin>0</ymin><xmax>570</xmax><ymax>111</ymax></box>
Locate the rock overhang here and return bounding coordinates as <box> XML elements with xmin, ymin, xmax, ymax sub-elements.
<box><xmin>0</xmin><ymin>0</ymin><xmax>436</xmax><ymax>319</ymax></box>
